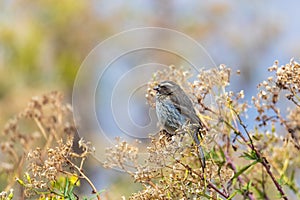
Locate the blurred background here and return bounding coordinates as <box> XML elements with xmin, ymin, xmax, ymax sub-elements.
<box><xmin>1</xmin><ymin>0</ymin><xmax>300</xmax><ymax>198</ymax></box>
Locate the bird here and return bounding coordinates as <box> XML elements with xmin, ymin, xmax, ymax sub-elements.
<box><xmin>153</xmin><ymin>80</ymin><xmax>206</xmax><ymax>169</ymax></box>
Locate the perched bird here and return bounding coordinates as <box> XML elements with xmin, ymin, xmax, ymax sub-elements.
<box><xmin>153</xmin><ymin>80</ymin><xmax>206</xmax><ymax>169</ymax></box>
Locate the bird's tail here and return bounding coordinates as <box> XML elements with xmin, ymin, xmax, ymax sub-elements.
<box><xmin>193</xmin><ymin>130</ymin><xmax>206</xmax><ymax>170</ymax></box>
<box><xmin>198</xmin><ymin>144</ymin><xmax>206</xmax><ymax>170</ymax></box>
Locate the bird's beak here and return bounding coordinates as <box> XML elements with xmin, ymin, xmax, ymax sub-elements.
<box><xmin>153</xmin><ymin>86</ymin><xmax>159</xmax><ymax>92</ymax></box>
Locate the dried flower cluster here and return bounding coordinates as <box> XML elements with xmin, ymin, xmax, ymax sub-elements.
<box><xmin>104</xmin><ymin>133</ymin><xmax>233</xmax><ymax>199</ymax></box>
<box><xmin>1</xmin><ymin>60</ymin><xmax>300</xmax><ymax>199</ymax></box>
<box><xmin>24</xmin><ymin>138</ymin><xmax>74</xmax><ymax>192</ymax></box>
<box><xmin>19</xmin><ymin>136</ymin><xmax>97</xmax><ymax>198</ymax></box>
<box><xmin>253</xmin><ymin>59</ymin><xmax>300</xmax><ymax>149</ymax></box>
<box><xmin>1</xmin><ymin>92</ymin><xmax>73</xmax><ymax>159</ymax></box>
<box><xmin>104</xmin><ymin>61</ymin><xmax>300</xmax><ymax>199</ymax></box>
<box><xmin>272</xmin><ymin>59</ymin><xmax>300</xmax><ymax>105</ymax></box>
<box><xmin>1</xmin><ymin>92</ymin><xmax>73</xmax><ymax>189</ymax></box>
<box><xmin>0</xmin><ymin>92</ymin><xmax>99</xmax><ymax>199</ymax></box>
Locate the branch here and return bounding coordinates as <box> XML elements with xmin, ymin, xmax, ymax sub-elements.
<box><xmin>230</xmin><ymin>110</ymin><xmax>288</xmax><ymax>200</ymax></box>
<box><xmin>224</xmin><ymin>139</ymin><xmax>256</xmax><ymax>200</ymax></box>
<box><xmin>175</xmin><ymin>159</ymin><xmax>230</xmax><ymax>199</ymax></box>
<box><xmin>66</xmin><ymin>159</ymin><xmax>101</xmax><ymax>200</ymax></box>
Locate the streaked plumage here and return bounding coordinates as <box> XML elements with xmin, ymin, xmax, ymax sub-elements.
<box><xmin>154</xmin><ymin>81</ymin><xmax>206</xmax><ymax>169</ymax></box>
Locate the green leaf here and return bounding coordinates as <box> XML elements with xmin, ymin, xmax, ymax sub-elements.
<box><xmin>226</xmin><ymin>190</ymin><xmax>238</xmax><ymax>199</ymax></box>
<box><xmin>231</xmin><ymin>161</ymin><xmax>258</xmax><ymax>181</ymax></box>
<box><xmin>64</xmin><ymin>177</ymin><xmax>69</xmax><ymax>196</ymax></box>
<box><xmin>240</xmin><ymin>150</ymin><xmax>259</xmax><ymax>161</ymax></box>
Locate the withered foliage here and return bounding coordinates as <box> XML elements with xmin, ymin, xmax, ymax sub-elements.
<box><xmin>0</xmin><ymin>59</ymin><xmax>299</xmax><ymax>199</ymax></box>
<box><xmin>105</xmin><ymin>60</ymin><xmax>300</xmax><ymax>199</ymax></box>
<box><xmin>0</xmin><ymin>92</ymin><xmax>99</xmax><ymax>199</ymax></box>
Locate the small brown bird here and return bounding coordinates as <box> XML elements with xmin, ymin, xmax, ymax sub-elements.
<box><xmin>153</xmin><ymin>80</ymin><xmax>206</xmax><ymax>169</ymax></box>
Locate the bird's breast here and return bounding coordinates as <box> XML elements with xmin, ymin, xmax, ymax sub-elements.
<box><xmin>155</xmin><ymin>97</ymin><xmax>186</xmax><ymax>133</ymax></box>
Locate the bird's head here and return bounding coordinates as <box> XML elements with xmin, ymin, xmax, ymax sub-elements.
<box><xmin>153</xmin><ymin>81</ymin><xmax>180</xmax><ymax>96</ymax></box>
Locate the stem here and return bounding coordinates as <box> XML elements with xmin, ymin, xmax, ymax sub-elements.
<box><xmin>227</xmin><ymin>110</ymin><xmax>288</xmax><ymax>200</ymax></box>
<box><xmin>261</xmin><ymin>158</ymin><xmax>287</xmax><ymax>200</ymax></box>
<box><xmin>270</xmin><ymin>105</ymin><xmax>300</xmax><ymax>150</ymax></box>
<box><xmin>34</xmin><ymin>117</ymin><xmax>47</xmax><ymax>140</ymax></box>
<box><xmin>66</xmin><ymin>159</ymin><xmax>101</xmax><ymax>200</ymax></box>
<box><xmin>175</xmin><ymin>159</ymin><xmax>229</xmax><ymax>199</ymax></box>
<box><xmin>207</xmin><ymin>181</ymin><xmax>229</xmax><ymax>199</ymax></box>
<box><xmin>224</xmin><ymin>141</ymin><xmax>256</xmax><ymax>200</ymax></box>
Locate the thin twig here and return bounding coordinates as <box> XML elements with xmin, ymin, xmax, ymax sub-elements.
<box><xmin>270</xmin><ymin>105</ymin><xmax>300</xmax><ymax>150</ymax></box>
<box><xmin>224</xmin><ymin>138</ymin><xmax>256</xmax><ymax>200</ymax></box>
<box><xmin>34</xmin><ymin>117</ymin><xmax>47</xmax><ymax>140</ymax></box>
<box><xmin>261</xmin><ymin>165</ymin><xmax>270</xmax><ymax>200</ymax></box>
<box><xmin>175</xmin><ymin>159</ymin><xmax>230</xmax><ymax>199</ymax></box>
<box><xmin>207</xmin><ymin>181</ymin><xmax>229</xmax><ymax>199</ymax></box>
<box><xmin>228</xmin><ymin>110</ymin><xmax>288</xmax><ymax>200</ymax></box>
<box><xmin>66</xmin><ymin>159</ymin><xmax>101</xmax><ymax>200</ymax></box>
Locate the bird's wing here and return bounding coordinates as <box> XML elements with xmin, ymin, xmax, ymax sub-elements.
<box><xmin>170</xmin><ymin>89</ymin><xmax>200</xmax><ymax>125</ymax></box>
<box><xmin>171</xmin><ymin>89</ymin><xmax>206</xmax><ymax>169</ymax></box>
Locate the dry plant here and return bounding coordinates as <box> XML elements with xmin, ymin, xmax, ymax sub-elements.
<box><xmin>103</xmin><ymin>60</ymin><xmax>300</xmax><ymax>199</ymax></box>
<box><xmin>0</xmin><ymin>92</ymin><xmax>100</xmax><ymax>199</ymax></box>
<box><xmin>0</xmin><ymin>59</ymin><xmax>299</xmax><ymax>199</ymax></box>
